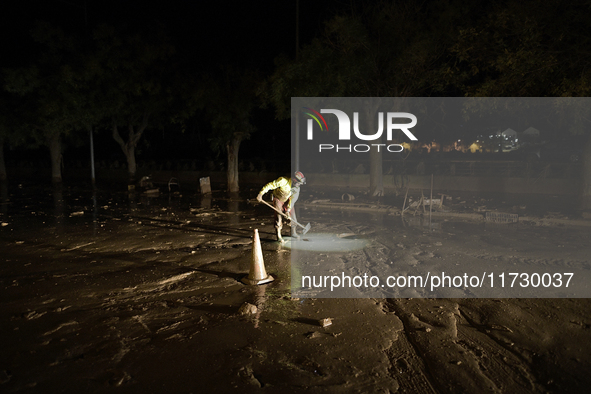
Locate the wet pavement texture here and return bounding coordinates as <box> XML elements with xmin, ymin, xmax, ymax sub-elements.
<box><xmin>1</xmin><ymin>184</ymin><xmax>591</xmax><ymax>393</ymax></box>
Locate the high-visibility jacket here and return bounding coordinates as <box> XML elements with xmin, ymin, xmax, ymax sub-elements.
<box><xmin>259</xmin><ymin>177</ymin><xmax>299</xmax><ymax>209</ymax></box>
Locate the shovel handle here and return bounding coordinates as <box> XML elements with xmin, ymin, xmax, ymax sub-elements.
<box><xmin>259</xmin><ymin>199</ymin><xmax>290</xmax><ymax>220</ymax></box>
<box><xmin>258</xmin><ymin>199</ymin><xmax>309</xmax><ymax>231</ymax></box>
<box><xmin>257</xmin><ymin>200</ymin><xmax>291</xmax><ymax>220</ymax></box>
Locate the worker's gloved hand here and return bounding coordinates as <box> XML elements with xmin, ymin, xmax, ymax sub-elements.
<box><xmin>256</xmin><ymin>193</ymin><xmax>263</xmax><ymax>202</ymax></box>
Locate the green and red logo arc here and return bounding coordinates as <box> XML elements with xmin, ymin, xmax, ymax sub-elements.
<box><xmin>303</xmin><ymin>108</ymin><xmax>329</xmax><ymax>132</ymax></box>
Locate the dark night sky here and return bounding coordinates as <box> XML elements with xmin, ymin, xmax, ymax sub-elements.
<box><xmin>0</xmin><ymin>0</ymin><xmax>350</xmax><ymax>71</ymax></box>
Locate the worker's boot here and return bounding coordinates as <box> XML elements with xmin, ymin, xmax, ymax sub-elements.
<box><xmin>291</xmin><ymin>227</ymin><xmax>300</xmax><ymax>240</ymax></box>
<box><xmin>275</xmin><ymin>226</ymin><xmax>284</xmax><ymax>243</ymax></box>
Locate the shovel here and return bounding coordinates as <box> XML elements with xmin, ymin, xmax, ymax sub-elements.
<box><xmin>259</xmin><ymin>199</ymin><xmax>311</xmax><ymax>235</ymax></box>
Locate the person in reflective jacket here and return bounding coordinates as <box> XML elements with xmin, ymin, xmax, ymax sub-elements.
<box><xmin>256</xmin><ymin>171</ymin><xmax>306</xmax><ymax>242</ymax></box>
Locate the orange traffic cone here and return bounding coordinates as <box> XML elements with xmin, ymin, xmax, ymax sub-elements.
<box><xmin>242</xmin><ymin>229</ymin><xmax>274</xmax><ymax>285</ymax></box>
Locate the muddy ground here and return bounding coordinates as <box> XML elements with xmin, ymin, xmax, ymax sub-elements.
<box><xmin>1</xmin><ymin>184</ymin><xmax>590</xmax><ymax>393</ymax></box>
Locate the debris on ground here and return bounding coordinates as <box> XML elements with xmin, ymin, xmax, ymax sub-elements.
<box><xmin>318</xmin><ymin>318</ymin><xmax>333</xmax><ymax>327</ymax></box>
<box><xmin>238</xmin><ymin>303</ymin><xmax>258</xmax><ymax>315</ymax></box>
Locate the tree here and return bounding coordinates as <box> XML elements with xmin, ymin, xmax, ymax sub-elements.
<box><xmin>205</xmin><ymin>68</ymin><xmax>259</xmax><ymax>193</ymax></box>
<box><xmin>264</xmin><ymin>1</ymin><xmax>461</xmax><ymax>196</ymax></box>
<box><xmin>0</xmin><ymin>95</ymin><xmax>10</xmax><ymax>182</ymax></box>
<box><xmin>4</xmin><ymin>22</ymin><xmax>177</xmax><ymax>185</ymax></box>
<box><xmin>91</xmin><ymin>25</ymin><xmax>176</xmax><ymax>182</ymax></box>
<box><xmin>3</xmin><ymin>23</ymin><xmax>83</xmax><ymax>183</ymax></box>
<box><xmin>0</xmin><ymin>93</ymin><xmax>37</xmax><ymax>183</ymax></box>
<box><xmin>0</xmin><ymin>90</ymin><xmax>14</xmax><ymax>182</ymax></box>
<box><xmin>450</xmin><ymin>0</ymin><xmax>591</xmax><ymax>209</ymax></box>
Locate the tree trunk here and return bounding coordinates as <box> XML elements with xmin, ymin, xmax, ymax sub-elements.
<box><xmin>48</xmin><ymin>134</ymin><xmax>62</xmax><ymax>184</ymax></box>
<box><xmin>369</xmin><ymin>135</ymin><xmax>384</xmax><ymax>196</ymax></box>
<box><xmin>581</xmin><ymin>133</ymin><xmax>591</xmax><ymax>211</ymax></box>
<box><xmin>366</xmin><ymin>102</ymin><xmax>383</xmax><ymax>197</ymax></box>
<box><xmin>0</xmin><ymin>182</ymin><xmax>7</xmax><ymax>214</ymax></box>
<box><xmin>0</xmin><ymin>139</ymin><xmax>6</xmax><ymax>182</ymax></box>
<box><xmin>226</xmin><ymin>133</ymin><xmax>243</xmax><ymax>192</ymax></box>
<box><xmin>125</xmin><ymin>145</ymin><xmax>137</xmax><ymax>183</ymax></box>
<box><xmin>113</xmin><ymin>120</ymin><xmax>146</xmax><ymax>184</ymax></box>
<box><xmin>88</xmin><ymin>124</ymin><xmax>96</xmax><ymax>188</ymax></box>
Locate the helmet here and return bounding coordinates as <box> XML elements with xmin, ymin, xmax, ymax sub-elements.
<box><xmin>294</xmin><ymin>171</ymin><xmax>306</xmax><ymax>185</ymax></box>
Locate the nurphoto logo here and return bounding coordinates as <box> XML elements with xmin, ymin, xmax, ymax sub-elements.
<box><xmin>303</xmin><ymin>108</ymin><xmax>418</xmax><ymax>153</ymax></box>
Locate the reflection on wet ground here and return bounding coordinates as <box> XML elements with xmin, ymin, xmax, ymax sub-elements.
<box><xmin>296</xmin><ymin>203</ymin><xmax>591</xmax><ymax>298</ymax></box>
<box><xmin>0</xmin><ymin>185</ymin><xmax>304</xmax><ymax>391</ymax></box>
<box><xmin>283</xmin><ymin>233</ymin><xmax>368</xmax><ymax>252</ymax></box>
<box><xmin>2</xmin><ymin>185</ymin><xmax>591</xmax><ymax>299</ymax></box>
<box><xmin>2</xmin><ymin>184</ymin><xmax>591</xmax><ymax>392</ymax></box>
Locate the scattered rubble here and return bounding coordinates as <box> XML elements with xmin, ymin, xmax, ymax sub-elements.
<box><xmin>238</xmin><ymin>303</ymin><xmax>258</xmax><ymax>315</ymax></box>
<box><xmin>318</xmin><ymin>318</ymin><xmax>333</xmax><ymax>328</ymax></box>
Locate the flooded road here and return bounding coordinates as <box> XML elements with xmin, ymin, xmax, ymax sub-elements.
<box><xmin>1</xmin><ymin>185</ymin><xmax>591</xmax><ymax>393</ymax></box>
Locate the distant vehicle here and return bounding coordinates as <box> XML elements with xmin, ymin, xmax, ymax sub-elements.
<box><xmin>503</xmin><ymin>142</ymin><xmax>543</xmax><ymax>162</ymax></box>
